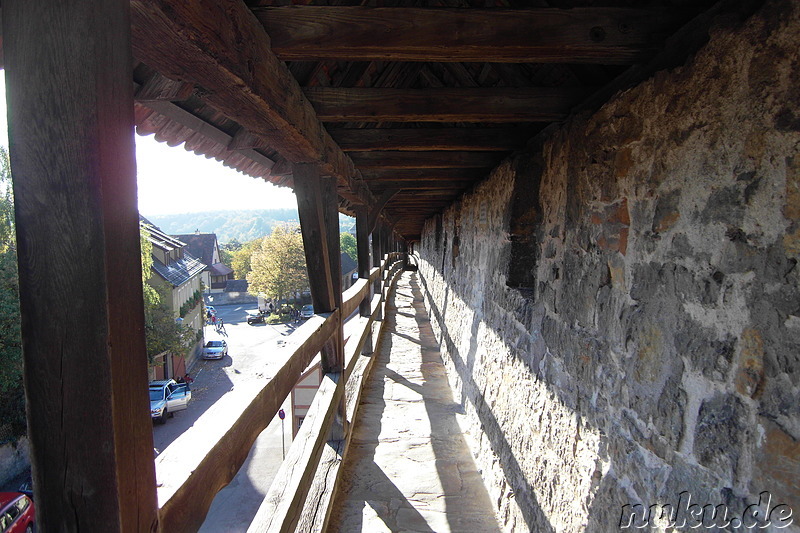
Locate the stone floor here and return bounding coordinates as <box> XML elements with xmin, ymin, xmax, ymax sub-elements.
<box><xmin>328</xmin><ymin>272</ymin><xmax>501</xmax><ymax>533</ymax></box>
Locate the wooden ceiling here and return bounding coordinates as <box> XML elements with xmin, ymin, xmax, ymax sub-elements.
<box><xmin>125</xmin><ymin>0</ymin><xmax>717</xmax><ymax>240</ymax></box>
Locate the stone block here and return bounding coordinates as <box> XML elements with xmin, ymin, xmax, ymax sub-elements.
<box><xmin>693</xmin><ymin>393</ymin><xmax>748</xmax><ymax>482</ymax></box>
<box><xmin>751</xmin><ymin>417</ymin><xmax>800</xmax><ymax>514</ymax></box>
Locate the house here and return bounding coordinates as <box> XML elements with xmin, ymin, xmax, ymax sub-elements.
<box><xmin>141</xmin><ymin>218</ymin><xmax>206</xmax><ymax>379</ymax></box>
<box><xmin>172</xmin><ymin>231</ymin><xmax>234</xmax><ymax>293</ymax></box>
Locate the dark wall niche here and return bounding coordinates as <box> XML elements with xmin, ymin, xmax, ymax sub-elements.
<box><xmin>506</xmin><ymin>151</ymin><xmax>544</xmax><ymax>292</ymax></box>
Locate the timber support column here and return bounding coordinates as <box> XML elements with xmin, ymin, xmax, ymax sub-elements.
<box><xmin>371</xmin><ymin>222</ymin><xmax>383</xmax><ymax>320</ymax></box>
<box><xmin>3</xmin><ymin>0</ymin><xmax>158</xmax><ymax>530</ymax></box>
<box><xmin>355</xmin><ymin>207</ymin><xmax>372</xmax><ymax>319</ymax></box>
<box><xmin>294</xmin><ymin>164</ymin><xmax>347</xmax><ymax>437</ymax></box>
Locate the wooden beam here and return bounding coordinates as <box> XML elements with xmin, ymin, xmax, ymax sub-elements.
<box><xmin>349</xmin><ymin>151</ymin><xmax>500</xmax><ymax>170</ymax></box>
<box><xmin>329</xmin><ymin>127</ymin><xmax>537</xmax><ymax>152</ymax></box>
<box><xmin>361</xmin><ymin>168</ymin><xmax>489</xmax><ymax>181</ymax></box>
<box><xmin>136</xmin><ymin>99</ymin><xmax>277</xmax><ymax>173</ymax></box>
<box><xmin>134</xmin><ymin>71</ymin><xmax>194</xmax><ymax>102</ymax></box>
<box><xmin>129</xmin><ymin>0</ymin><xmax>370</xmax><ymax>206</ymax></box>
<box><xmin>294</xmin><ymin>164</ymin><xmax>344</xmax><ymax>374</ymax></box>
<box><xmin>304</xmin><ymin>87</ymin><xmax>587</xmax><ymax>123</ymax></box>
<box><xmin>254</xmin><ymin>7</ymin><xmax>688</xmax><ymax>64</ymax></box>
<box><xmin>369</xmin><ymin>180</ymin><xmax>475</xmax><ymax>190</ymax></box>
<box><xmin>3</xmin><ymin>0</ymin><xmax>157</xmax><ymax>530</ymax></box>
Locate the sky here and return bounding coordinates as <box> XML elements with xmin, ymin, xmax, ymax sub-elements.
<box><xmin>0</xmin><ymin>76</ymin><xmax>298</xmax><ymax>216</ymax></box>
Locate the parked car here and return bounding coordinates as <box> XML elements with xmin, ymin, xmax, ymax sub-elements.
<box><xmin>246</xmin><ymin>311</ymin><xmax>265</xmax><ymax>325</ymax></box>
<box><xmin>203</xmin><ymin>339</ymin><xmax>228</xmax><ymax>359</ymax></box>
<box><xmin>300</xmin><ymin>304</ymin><xmax>314</xmax><ymax>319</ymax></box>
<box><xmin>149</xmin><ymin>379</ymin><xmax>191</xmax><ymax>424</ymax></box>
<box><xmin>16</xmin><ymin>478</ymin><xmax>32</xmax><ymax>499</ymax></box>
<box><xmin>0</xmin><ymin>492</ymin><xmax>35</xmax><ymax>533</ymax></box>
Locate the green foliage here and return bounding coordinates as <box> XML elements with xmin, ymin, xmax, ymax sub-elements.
<box><xmin>230</xmin><ymin>238</ymin><xmax>261</xmax><ymax>279</ymax></box>
<box><xmin>0</xmin><ymin>147</ymin><xmax>26</xmax><ymax>442</ymax></box>
<box><xmin>0</xmin><ymin>148</ymin><xmax>13</xmax><ymax>249</ymax></box>
<box><xmin>140</xmin><ymin>226</ymin><xmax>160</xmax><ymax>308</ymax></box>
<box><xmin>246</xmin><ymin>224</ymin><xmax>308</xmax><ymax>302</ymax></box>
<box><xmin>265</xmin><ymin>313</ymin><xmax>291</xmax><ymax>325</ymax></box>
<box><xmin>144</xmin><ymin>284</ymin><xmax>196</xmax><ymax>361</ymax></box>
<box><xmin>178</xmin><ymin>290</ymin><xmax>202</xmax><ymax>319</ymax></box>
<box><xmin>340</xmin><ymin>232</ymin><xmax>357</xmax><ymax>262</ymax></box>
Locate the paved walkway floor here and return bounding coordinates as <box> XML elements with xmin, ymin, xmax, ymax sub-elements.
<box><xmin>328</xmin><ymin>272</ymin><xmax>501</xmax><ymax>533</ymax></box>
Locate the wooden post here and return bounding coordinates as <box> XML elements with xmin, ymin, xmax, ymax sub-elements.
<box><xmin>3</xmin><ymin>1</ymin><xmax>158</xmax><ymax>530</ymax></box>
<box><xmin>294</xmin><ymin>164</ymin><xmax>344</xmax><ymax>374</ymax></box>
<box><xmin>355</xmin><ymin>208</ymin><xmax>374</xmax><ymax>355</ymax></box>
<box><xmin>355</xmin><ymin>208</ymin><xmax>372</xmax><ymax>318</ymax></box>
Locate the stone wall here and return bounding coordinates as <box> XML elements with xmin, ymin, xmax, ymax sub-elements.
<box><xmin>416</xmin><ymin>2</ymin><xmax>800</xmax><ymax>531</ymax></box>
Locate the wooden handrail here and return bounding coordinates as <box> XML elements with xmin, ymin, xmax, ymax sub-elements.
<box><xmin>156</xmin><ymin>310</ymin><xmax>339</xmax><ymax>532</ymax></box>
<box><xmin>155</xmin><ymin>254</ymin><xmax>406</xmax><ymax>532</ymax></box>
<box><xmin>340</xmin><ymin>266</ymin><xmax>381</xmax><ymax>318</ymax></box>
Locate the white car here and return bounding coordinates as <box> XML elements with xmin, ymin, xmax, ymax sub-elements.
<box><xmin>149</xmin><ymin>379</ymin><xmax>191</xmax><ymax>424</ymax></box>
<box><xmin>203</xmin><ymin>339</ymin><xmax>228</xmax><ymax>360</ymax></box>
<box><xmin>300</xmin><ymin>304</ymin><xmax>314</xmax><ymax>319</ymax></box>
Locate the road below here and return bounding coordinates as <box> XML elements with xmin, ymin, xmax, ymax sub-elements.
<box><xmin>153</xmin><ymin>303</ymin><xmax>305</xmax><ymax>532</ymax></box>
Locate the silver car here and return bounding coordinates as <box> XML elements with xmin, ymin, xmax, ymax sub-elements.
<box><xmin>149</xmin><ymin>379</ymin><xmax>191</xmax><ymax>424</ymax></box>
<box><xmin>203</xmin><ymin>339</ymin><xmax>228</xmax><ymax>360</ymax></box>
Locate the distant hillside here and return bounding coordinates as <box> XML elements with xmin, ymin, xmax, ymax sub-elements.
<box><xmin>146</xmin><ymin>209</ymin><xmax>355</xmax><ymax>244</ymax></box>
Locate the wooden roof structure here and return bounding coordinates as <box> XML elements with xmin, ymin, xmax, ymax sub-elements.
<box><xmin>125</xmin><ymin>0</ymin><xmax>719</xmax><ymax>241</ymax></box>
<box><xmin>0</xmin><ymin>0</ymin><xmax>758</xmax><ymax>530</ymax></box>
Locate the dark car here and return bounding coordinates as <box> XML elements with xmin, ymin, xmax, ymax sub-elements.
<box><xmin>0</xmin><ymin>492</ymin><xmax>35</xmax><ymax>533</ymax></box>
<box><xmin>247</xmin><ymin>311</ymin><xmax>265</xmax><ymax>325</ymax></box>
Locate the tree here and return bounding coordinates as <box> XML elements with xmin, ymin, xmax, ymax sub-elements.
<box><xmin>230</xmin><ymin>238</ymin><xmax>260</xmax><ymax>279</ymax></box>
<box><xmin>0</xmin><ymin>146</ymin><xmax>26</xmax><ymax>442</ymax></box>
<box><xmin>247</xmin><ymin>224</ymin><xmax>308</xmax><ymax>303</ymax></box>
<box><xmin>340</xmin><ymin>232</ymin><xmax>357</xmax><ymax>262</ymax></box>
<box><xmin>218</xmin><ymin>240</ymin><xmax>237</xmax><ymax>269</ymax></box>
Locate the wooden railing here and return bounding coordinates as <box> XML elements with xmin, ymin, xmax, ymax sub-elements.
<box><xmin>154</xmin><ymin>253</ymin><xmax>405</xmax><ymax>532</ymax></box>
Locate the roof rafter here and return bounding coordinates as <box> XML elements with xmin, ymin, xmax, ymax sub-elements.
<box><xmin>304</xmin><ymin>87</ymin><xmax>589</xmax><ymax>123</ymax></box>
<box><xmin>254</xmin><ymin>7</ymin><xmax>688</xmax><ymax>64</ymax></box>
<box><xmin>129</xmin><ymin>0</ymin><xmax>372</xmax><ymax>207</ymax></box>
<box><xmin>330</xmin><ymin>127</ymin><xmax>537</xmax><ymax>152</ymax></box>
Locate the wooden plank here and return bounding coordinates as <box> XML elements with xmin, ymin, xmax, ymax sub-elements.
<box><xmin>361</xmin><ymin>167</ymin><xmax>489</xmax><ymax>181</ymax></box>
<box><xmin>135</xmin><ymin>71</ymin><xmax>194</xmax><ymax>102</ymax></box>
<box><xmin>304</xmin><ymin>87</ymin><xmax>588</xmax><ymax>123</ymax></box>
<box><xmin>254</xmin><ymin>7</ymin><xmax>688</xmax><ymax>64</ymax></box>
<box><xmin>329</xmin><ymin>127</ymin><xmax>537</xmax><ymax>152</ymax></box>
<box><xmin>129</xmin><ymin>0</ymin><xmax>371</xmax><ymax>207</ymax></box>
<box><xmin>3</xmin><ymin>1</ymin><xmax>158</xmax><ymax>530</ymax></box>
<box><xmin>342</xmin><ymin>277</ymin><xmax>370</xmax><ymax>319</ymax></box>
<box><xmin>369</xmin><ymin>180</ymin><xmax>475</xmax><ymax>190</ymax></box>
<box><xmin>157</xmin><ymin>312</ymin><xmax>339</xmax><ymax>532</ymax></box>
<box><xmin>349</xmin><ymin>151</ymin><xmax>500</xmax><ymax>169</ymax></box>
<box><xmin>248</xmin><ymin>372</ymin><xmax>346</xmax><ymax>533</ymax></box>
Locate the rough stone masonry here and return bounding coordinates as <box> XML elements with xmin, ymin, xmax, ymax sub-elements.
<box><xmin>416</xmin><ymin>1</ymin><xmax>800</xmax><ymax>531</ymax></box>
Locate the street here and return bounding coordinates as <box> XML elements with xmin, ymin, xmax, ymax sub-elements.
<box><xmin>153</xmin><ymin>303</ymin><xmax>303</xmax><ymax>532</ymax></box>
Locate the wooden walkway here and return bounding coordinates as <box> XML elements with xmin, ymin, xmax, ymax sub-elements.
<box><xmin>328</xmin><ymin>272</ymin><xmax>501</xmax><ymax>533</ymax></box>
